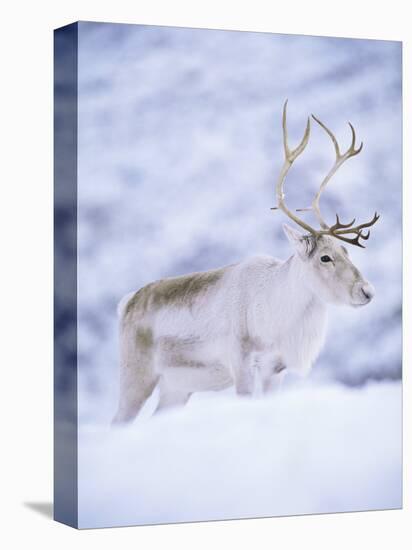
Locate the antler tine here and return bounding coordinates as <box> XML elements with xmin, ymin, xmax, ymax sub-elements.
<box><xmin>283</xmin><ymin>100</ymin><xmax>311</xmax><ymax>162</ymax></box>
<box><xmin>348</xmin><ymin>122</ymin><xmax>363</xmax><ymax>156</ymax></box>
<box><xmin>327</xmin><ymin>212</ymin><xmax>379</xmax><ymax>247</ymax></box>
<box><xmin>309</xmin><ymin>114</ymin><xmax>364</xmax><ymax>230</ymax></box>
<box><xmin>272</xmin><ymin>101</ymin><xmax>318</xmax><ymax>236</ymax></box>
<box><xmin>282</xmin><ymin>100</ymin><xmax>291</xmax><ymax>159</ymax></box>
<box><xmin>312</xmin><ymin>115</ymin><xmax>363</xmax><ymax>162</ymax></box>
<box><xmin>333</xmin><ymin>212</ymin><xmax>380</xmax><ymax>235</ymax></box>
<box><xmin>329</xmin><ymin>214</ymin><xmax>356</xmax><ymax>230</ymax></box>
<box><xmin>334</xmin><ymin>233</ymin><xmax>367</xmax><ymax>248</ymax></box>
<box><xmin>312</xmin><ymin>114</ymin><xmax>340</xmax><ymax>159</ymax></box>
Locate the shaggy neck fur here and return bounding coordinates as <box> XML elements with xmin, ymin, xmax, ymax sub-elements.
<box><xmin>274</xmin><ymin>253</ymin><xmax>324</xmax><ymax>313</ymax></box>
<box><xmin>262</xmin><ymin>253</ymin><xmax>328</xmax><ymax>374</ymax></box>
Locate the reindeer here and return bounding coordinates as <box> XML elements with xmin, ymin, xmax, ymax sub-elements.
<box><xmin>112</xmin><ymin>101</ymin><xmax>379</xmax><ymax>424</ymax></box>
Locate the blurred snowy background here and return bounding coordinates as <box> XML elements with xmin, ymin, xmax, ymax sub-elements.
<box><xmin>71</xmin><ymin>22</ymin><xmax>401</xmax><ymax>526</ymax></box>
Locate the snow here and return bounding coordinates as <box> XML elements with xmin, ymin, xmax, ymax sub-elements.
<box><xmin>55</xmin><ymin>22</ymin><xmax>403</xmax><ymax>527</ymax></box>
<box><xmin>78</xmin><ymin>380</ymin><xmax>402</xmax><ymax>528</ymax></box>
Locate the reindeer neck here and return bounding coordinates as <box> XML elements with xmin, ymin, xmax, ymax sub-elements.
<box><xmin>275</xmin><ymin>254</ymin><xmax>324</xmax><ymax>315</ymax></box>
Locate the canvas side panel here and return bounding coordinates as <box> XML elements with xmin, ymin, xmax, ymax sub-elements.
<box><xmin>54</xmin><ymin>22</ymin><xmax>78</xmax><ymax>529</ymax></box>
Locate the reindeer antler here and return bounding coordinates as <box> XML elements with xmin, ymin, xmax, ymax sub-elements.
<box><xmin>272</xmin><ymin>101</ymin><xmax>380</xmax><ymax>248</ymax></box>
<box><xmin>309</xmin><ymin>114</ymin><xmax>379</xmax><ymax>247</ymax></box>
<box><xmin>272</xmin><ymin>101</ymin><xmax>317</xmax><ymax>236</ymax></box>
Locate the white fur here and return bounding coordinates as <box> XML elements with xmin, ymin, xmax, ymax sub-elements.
<box><xmin>112</xmin><ymin>225</ymin><xmax>374</xmax><ymax>423</ymax></box>
<box><xmin>116</xmin><ymin>291</ymin><xmax>136</xmax><ymax>318</ymax></box>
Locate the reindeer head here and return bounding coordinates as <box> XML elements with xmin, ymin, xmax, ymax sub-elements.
<box><xmin>273</xmin><ymin>101</ymin><xmax>378</xmax><ymax>307</ymax></box>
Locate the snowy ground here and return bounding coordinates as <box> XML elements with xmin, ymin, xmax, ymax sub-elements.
<box><xmin>78</xmin><ymin>380</ymin><xmax>401</xmax><ymax>528</ymax></box>
<box><xmin>58</xmin><ymin>22</ymin><xmax>404</xmax><ymax>527</ymax></box>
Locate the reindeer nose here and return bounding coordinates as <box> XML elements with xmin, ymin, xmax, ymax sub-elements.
<box><xmin>361</xmin><ymin>283</ymin><xmax>375</xmax><ymax>302</ymax></box>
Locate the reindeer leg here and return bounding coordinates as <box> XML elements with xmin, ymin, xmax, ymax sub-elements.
<box><xmin>112</xmin><ymin>324</ymin><xmax>158</xmax><ymax>425</ymax></box>
<box><xmin>233</xmin><ymin>337</ymin><xmax>256</xmax><ymax>396</ymax></box>
<box><xmin>154</xmin><ymin>389</ymin><xmax>192</xmax><ymax>414</ymax></box>
<box><xmin>263</xmin><ymin>362</ymin><xmax>286</xmax><ymax>393</ymax></box>
<box><xmin>112</xmin><ymin>372</ymin><xmax>159</xmax><ymax>424</ymax></box>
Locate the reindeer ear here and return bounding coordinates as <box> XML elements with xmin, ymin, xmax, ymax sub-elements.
<box><xmin>283</xmin><ymin>223</ymin><xmax>315</xmax><ymax>259</ymax></box>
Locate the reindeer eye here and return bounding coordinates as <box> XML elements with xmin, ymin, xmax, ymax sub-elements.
<box><xmin>321</xmin><ymin>255</ymin><xmax>332</xmax><ymax>263</ymax></box>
